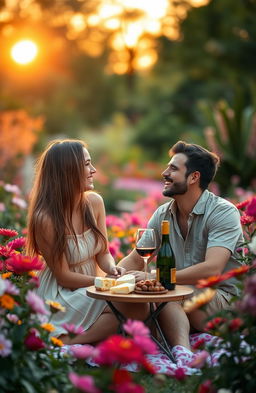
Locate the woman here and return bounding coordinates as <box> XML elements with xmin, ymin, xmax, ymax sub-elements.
<box><xmin>26</xmin><ymin>139</ymin><xmax>135</xmax><ymax>344</ymax></box>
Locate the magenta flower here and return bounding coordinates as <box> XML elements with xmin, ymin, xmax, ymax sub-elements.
<box><xmin>61</xmin><ymin>323</ymin><xmax>84</xmax><ymax>338</ymax></box>
<box><xmin>26</xmin><ymin>290</ymin><xmax>49</xmax><ymax>315</ymax></box>
<box><xmin>174</xmin><ymin>367</ymin><xmax>187</xmax><ymax>381</ymax></box>
<box><xmin>0</xmin><ymin>245</ymin><xmax>16</xmax><ymax>258</ymax></box>
<box><xmin>24</xmin><ymin>330</ymin><xmax>45</xmax><ymax>351</ymax></box>
<box><xmin>245</xmin><ymin>197</ymin><xmax>256</xmax><ymax>218</ymax></box>
<box><xmin>6</xmin><ymin>254</ymin><xmax>44</xmax><ymax>274</ymax></box>
<box><xmin>123</xmin><ymin>320</ymin><xmax>150</xmax><ymax>337</ymax></box>
<box><xmin>6</xmin><ymin>237</ymin><xmax>26</xmax><ymax>251</ymax></box>
<box><xmin>0</xmin><ymin>334</ymin><xmax>12</xmax><ymax>357</ymax></box>
<box><xmin>70</xmin><ymin>345</ymin><xmax>95</xmax><ymax>359</ymax></box>
<box><xmin>69</xmin><ymin>372</ymin><xmax>101</xmax><ymax>393</ymax></box>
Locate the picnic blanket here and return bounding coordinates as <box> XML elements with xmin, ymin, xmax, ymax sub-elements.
<box><xmin>61</xmin><ymin>332</ymin><xmax>224</xmax><ymax>376</ymax></box>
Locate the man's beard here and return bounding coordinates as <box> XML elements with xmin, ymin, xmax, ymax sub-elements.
<box><xmin>162</xmin><ymin>179</ymin><xmax>188</xmax><ymax>197</ymax></box>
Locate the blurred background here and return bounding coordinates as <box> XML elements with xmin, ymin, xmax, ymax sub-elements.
<box><xmin>1</xmin><ymin>0</ymin><xmax>256</xmax><ymax>223</ymax></box>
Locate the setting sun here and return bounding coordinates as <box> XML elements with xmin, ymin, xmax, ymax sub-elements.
<box><xmin>11</xmin><ymin>40</ymin><xmax>38</xmax><ymax>65</ymax></box>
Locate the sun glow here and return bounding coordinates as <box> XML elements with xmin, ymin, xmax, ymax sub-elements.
<box><xmin>11</xmin><ymin>39</ymin><xmax>38</xmax><ymax>65</ymax></box>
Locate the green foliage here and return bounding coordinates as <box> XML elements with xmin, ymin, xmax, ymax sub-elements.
<box><xmin>201</xmin><ymin>94</ymin><xmax>256</xmax><ymax>194</ymax></box>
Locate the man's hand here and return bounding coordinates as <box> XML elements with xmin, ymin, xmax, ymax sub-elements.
<box><xmin>127</xmin><ymin>270</ymin><xmax>147</xmax><ymax>282</ymax></box>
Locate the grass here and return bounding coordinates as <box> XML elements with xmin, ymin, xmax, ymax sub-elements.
<box><xmin>140</xmin><ymin>374</ymin><xmax>200</xmax><ymax>393</ymax></box>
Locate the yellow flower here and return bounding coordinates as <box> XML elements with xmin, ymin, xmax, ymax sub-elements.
<box><xmin>41</xmin><ymin>323</ymin><xmax>55</xmax><ymax>332</ymax></box>
<box><xmin>0</xmin><ymin>294</ymin><xmax>15</xmax><ymax>310</ymax></box>
<box><xmin>1</xmin><ymin>272</ymin><xmax>12</xmax><ymax>279</ymax></box>
<box><xmin>46</xmin><ymin>300</ymin><xmax>66</xmax><ymax>313</ymax></box>
<box><xmin>28</xmin><ymin>271</ymin><xmax>37</xmax><ymax>277</ymax></box>
<box><xmin>183</xmin><ymin>288</ymin><xmax>216</xmax><ymax>313</ymax></box>
<box><xmin>51</xmin><ymin>337</ymin><xmax>64</xmax><ymax>347</ymax></box>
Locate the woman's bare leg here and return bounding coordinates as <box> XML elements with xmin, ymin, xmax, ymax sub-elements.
<box><xmin>60</xmin><ymin>310</ymin><xmax>118</xmax><ymax>345</ymax></box>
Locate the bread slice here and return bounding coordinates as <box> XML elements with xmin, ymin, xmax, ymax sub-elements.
<box><xmin>110</xmin><ymin>283</ymin><xmax>135</xmax><ymax>294</ymax></box>
<box><xmin>94</xmin><ymin>277</ymin><xmax>116</xmax><ymax>291</ymax></box>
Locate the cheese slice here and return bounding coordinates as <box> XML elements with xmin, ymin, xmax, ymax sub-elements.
<box><xmin>115</xmin><ymin>274</ymin><xmax>135</xmax><ymax>286</ymax></box>
<box><xmin>110</xmin><ymin>283</ymin><xmax>135</xmax><ymax>294</ymax></box>
<box><xmin>94</xmin><ymin>277</ymin><xmax>116</xmax><ymax>291</ymax></box>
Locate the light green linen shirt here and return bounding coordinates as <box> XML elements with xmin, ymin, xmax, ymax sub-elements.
<box><xmin>148</xmin><ymin>190</ymin><xmax>244</xmax><ymax>296</ymax></box>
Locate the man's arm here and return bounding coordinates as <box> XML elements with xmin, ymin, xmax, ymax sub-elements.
<box><xmin>176</xmin><ymin>246</ymin><xmax>231</xmax><ymax>285</ymax></box>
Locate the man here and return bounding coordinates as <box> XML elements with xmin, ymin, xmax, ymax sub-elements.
<box><xmin>118</xmin><ymin>141</ymin><xmax>244</xmax><ymax>363</ymax></box>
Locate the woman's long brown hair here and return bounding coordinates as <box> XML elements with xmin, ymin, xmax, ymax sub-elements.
<box><xmin>26</xmin><ymin>139</ymin><xmax>107</xmax><ymax>267</ymax></box>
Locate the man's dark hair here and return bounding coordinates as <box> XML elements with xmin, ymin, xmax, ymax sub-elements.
<box><xmin>169</xmin><ymin>141</ymin><xmax>220</xmax><ymax>190</ymax></box>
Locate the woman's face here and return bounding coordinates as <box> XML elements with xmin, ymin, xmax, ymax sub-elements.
<box><xmin>83</xmin><ymin>148</ymin><xmax>96</xmax><ymax>191</ymax></box>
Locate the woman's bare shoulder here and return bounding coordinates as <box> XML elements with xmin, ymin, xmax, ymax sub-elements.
<box><xmin>85</xmin><ymin>191</ymin><xmax>104</xmax><ymax>207</ymax></box>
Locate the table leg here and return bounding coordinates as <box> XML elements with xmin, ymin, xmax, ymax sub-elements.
<box><xmin>106</xmin><ymin>300</ymin><xmax>175</xmax><ymax>362</ymax></box>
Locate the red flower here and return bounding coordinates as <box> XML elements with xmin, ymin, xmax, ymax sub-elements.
<box><xmin>198</xmin><ymin>380</ymin><xmax>216</xmax><ymax>393</ymax></box>
<box><xmin>113</xmin><ymin>370</ymin><xmax>132</xmax><ymax>385</ymax></box>
<box><xmin>205</xmin><ymin>317</ymin><xmax>226</xmax><ymax>332</ymax></box>
<box><xmin>245</xmin><ymin>197</ymin><xmax>256</xmax><ymax>218</ymax></box>
<box><xmin>0</xmin><ymin>246</ymin><xmax>16</xmax><ymax>258</ymax></box>
<box><xmin>94</xmin><ymin>335</ymin><xmax>145</xmax><ymax>366</ymax></box>
<box><xmin>224</xmin><ymin>265</ymin><xmax>250</xmax><ymax>279</ymax></box>
<box><xmin>24</xmin><ymin>331</ymin><xmax>45</xmax><ymax>351</ymax></box>
<box><xmin>228</xmin><ymin>318</ymin><xmax>243</xmax><ymax>331</ymax></box>
<box><xmin>240</xmin><ymin>215</ymin><xmax>255</xmax><ymax>225</ymax></box>
<box><xmin>0</xmin><ymin>228</ymin><xmax>18</xmax><ymax>238</ymax></box>
<box><xmin>197</xmin><ymin>265</ymin><xmax>250</xmax><ymax>289</ymax></box>
<box><xmin>192</xmin><ymin>338</ymin><xmax>205</xmax><ymax>350</ymax></box>
<box><xmin>236</xmin><ymin>199</ymin><xmax>250</xmax><ymax>210</ymax></box>
<box><xmin>6</xmin><ymin>254</ymin><xmax>44</xmax><ymax>274</ymax></box>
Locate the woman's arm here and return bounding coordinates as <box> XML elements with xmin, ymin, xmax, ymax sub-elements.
<box><xmin>87</xmin><ymin>192</ymin><xmax>125</xmax><ymax>277</ymax></box>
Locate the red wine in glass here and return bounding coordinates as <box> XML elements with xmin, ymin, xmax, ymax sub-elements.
<box><xmin>135</xmin><ymin>229</ymin><xmax>156</xmax><ymax>279</ymax></box>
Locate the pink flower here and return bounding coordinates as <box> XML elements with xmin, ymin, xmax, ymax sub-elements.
<box><xmin>12</xmin><ymin>197</ymin><xmax>27</xmax><ymax>209</ymax></box>
<box><xmin>0</xmin><ymin>228</ymin><xmax>18</xmax><ymax>238</ymax></box>
<box><xmin>245</xmin><ymin>197</ymin><xmax>256</xmax><ymax>218</ymax></box>
<box><xmin>115</xmin><ymin>382</ymin><xmax>145</xmax><ymax>393</ymax></box>
<box><xmin>24</xmin><ymin>330</ymin><xmax>45</xmax><ymax>351</ymax></box>
<box><xmin>0</xmin><ymin>245</ymin><xmax>16</xmax><ymax>258</ymax></box>
<box><xmin>123</xmin><ymin>320</ymin><xmax>150</xmax><ymax>337</ymax></box>
<box><xmin>0</xmin><ymin>334</ymin><xmax>12</xmax><ymax>357</ymax></box>
<box><xmin>26</xmin><ymin>290</ymin><xmax>49</xmax><ymax>315</ymax></box>
<box><xmin>4</xmin><ymin>184</ymin><xmax>21</xmax><ymax>195</ymax></box>
<box><xmin>61</xmin><ymin>323</ymin><xmax>84</xmax><ymax>337</ymax></box>
<box><xmin>69</xmin><ymin>372</ymin><xmax>100</xmax><ymax>393</ymax></box>
<box><xmin>188</xmin><ymin>350</ymin><xmax>209</xmax><ymax>368</ymax></box>
<box><xmin>70</xmin><ymin>345</ymin><xmax>95</xmax><ymax>359</ymax></box>
<box><xmin>133</xmin><ymin>336</ymin><xmax>158</xmax><ymax>355</ymax></box>
<box><xmin>28</xmin><ymin>276</ymin><xmax>40</xmax><ymax>288</ymax></box>
<box><xmin>6</xmin><ymin>314</ymin><xmax>19</xmax><ymax>324</ymax></box>
<box><xmin>236</xmin><ymin>199</ymin><xmax>251</xmax><ymax>210</ymax></box>
<box><xmin>6</xmin><ymin>254</ymin><xmax>44</xmax><ymax>274</ymax></box>
<box><xmin>4</xmin><ymin>279</ymin><xmax>19</xmax><ymax>295</ymax></box>
<box><xmin>0</xmin><ymin>203</ymin><xmax>6</xmax><ymax>212</ymax></box>
<box><xmin>6</xmin><ymin>237</ymin><xmax>26</xmax><ymax>250</ymax></box>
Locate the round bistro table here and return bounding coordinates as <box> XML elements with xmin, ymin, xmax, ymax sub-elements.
<box><xmin>86</xmin><ymin>285</ymin><xmax>193</xmax><ymax>362</ymax></box>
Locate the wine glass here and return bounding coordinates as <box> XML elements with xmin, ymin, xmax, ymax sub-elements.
<box><xmin>135</xmin><ymin>228</ymin><xmax>156</xmax><ymax>279</ymax></box>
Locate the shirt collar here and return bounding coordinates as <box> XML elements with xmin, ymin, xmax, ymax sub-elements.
<box><xmin>168</xmin><ymin>189</ymin><xmax>210</xmax><ymax>215</ymax></box>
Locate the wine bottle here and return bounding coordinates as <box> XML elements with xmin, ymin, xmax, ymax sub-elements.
<box><xmin>156</xmin><ymin>220</ymin><xmax>176</xmax><ymax>290</ymax></box>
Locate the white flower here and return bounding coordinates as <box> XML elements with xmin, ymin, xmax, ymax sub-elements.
<box><xmin>0</xmin><ymin>278</ymin><xmax>6</xmax><ymax>296</ymax></box>
<box><xmin>217</xmin><ymin>389</ymin><xmax>232</xmax><ymax>393</ymax></box>
<box><xmin>12</xmin><ymin>197</ymin><xmax>27</xmax><ymax>209</ymax></box>
<box><xmin>248</xmin><ymin>235</ymin><xmax>256</xmax><ymax>255</ymax></box>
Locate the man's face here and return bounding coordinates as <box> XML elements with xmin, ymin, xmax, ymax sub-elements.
<box><xmin>161</xmin><ymin>153</ymin><xmax>189</xmax><ymax>197</ymax></box>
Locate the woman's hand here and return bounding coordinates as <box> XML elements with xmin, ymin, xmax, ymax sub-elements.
<box><xmin>107</xmin><ymin>265</ymin><xmax>126</xmax><ymax>278</ymax></box>
<box><xmin>127</xmin><ymin>270</ymin><xmax>146</xmax><ymax>282</ymax></box>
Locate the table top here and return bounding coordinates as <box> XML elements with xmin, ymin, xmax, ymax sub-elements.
<box><xmin>86</xmin><ymin>285</ymin><xmax>194</xmax><ymax>303</ymax></box>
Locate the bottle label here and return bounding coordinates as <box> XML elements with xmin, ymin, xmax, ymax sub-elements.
<box><xmin>171</xmin><ymin>268</ymin><xmax>176</xmax><ymax>283</ymax></box>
